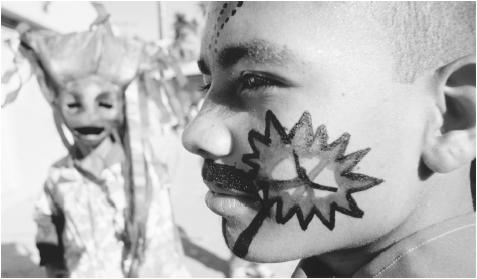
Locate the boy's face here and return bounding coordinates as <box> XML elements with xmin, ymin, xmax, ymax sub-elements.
<box><xmin>183</xmin><ymin>2</ymin><xmax>433</xmax><ymax>262</ymax></box>
<box><xmin>58</xmin><ymin>76</ymin><xmax>124</xmax><ymax>148</ymax></box>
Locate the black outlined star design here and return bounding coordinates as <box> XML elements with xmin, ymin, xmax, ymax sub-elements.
<box><xmin>242</xmin><ymin>110</ymin><xmax>384</xmax><ymax>230</ymax></box>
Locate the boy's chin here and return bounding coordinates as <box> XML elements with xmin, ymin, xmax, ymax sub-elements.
<box><xmin>222</xmin><ymin>216</ymin><xmax>313</xmax><ymax>263</ymax></box>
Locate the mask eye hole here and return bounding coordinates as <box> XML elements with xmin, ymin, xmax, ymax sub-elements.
<box><xmin>62</xmin><ymin>91</ymin><xmax>81</xmax><ymax>111</ymax></box>
<box><xmin>67</xmin><ymin>103</ymin><xmax>81</xmax><ymax>109</ymax></box>
<box><xmin>98</xmin><ymin>102</ymin><xmax>113</xmax><ymax>109</ymax></box>
<box><xmin>97</xmin><ymin>91</ymin><xmax>116</xmax><ymax>109</ymax></box>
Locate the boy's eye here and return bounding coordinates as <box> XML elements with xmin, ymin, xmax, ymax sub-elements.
<box><xmin>199</xmin><ymin>74</ymin><xmax>212</xmax><ymax>92</ymax></box>
<box><xmin>240</xmin><ymin>72</ymin><xmax>283</xmax><ymax>91</ymax></box>
<box><xmin>199</xmin><ymin>83</ymin><xmax>211</xmax><ymax>92</ymax></box>
<box><xmin>98</xmin><ymin>102</ymin><xmax>113</xmax><ymax>109</ymax></box>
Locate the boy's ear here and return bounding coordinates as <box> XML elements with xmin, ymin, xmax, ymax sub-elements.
<box><xmin>423</xmin><ymin>54</ymin><xmax>476</xmax><ymax>173</ymax></box>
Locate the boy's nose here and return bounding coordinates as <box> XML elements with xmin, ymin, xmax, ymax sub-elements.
<box><xmin>182</xmin><ymin>114</ymin><xmax>232</xmax><ymax>160</ymax></box>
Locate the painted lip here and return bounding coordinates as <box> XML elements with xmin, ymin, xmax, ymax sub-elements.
<box><xmin>202</xmin><ymin>159</ymin><xmax>261</xmax><ymax>217</ymax></box>
<box><xmin>204</xmin><ymin>180</ymin><xmax>258</xmax><ymax>199</ymax></box>
<box><xmin>202</xmin><ymin>159</ymin><xmax>258</xmax><ymax>195</ymax></box>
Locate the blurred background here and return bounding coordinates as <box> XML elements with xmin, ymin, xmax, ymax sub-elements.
<box><xmin>1</xmin><ymin>2</ymin><xmax>298</xmax><ymax>277</ymax></box>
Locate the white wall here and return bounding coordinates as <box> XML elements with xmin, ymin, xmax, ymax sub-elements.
<box><xmin>1</xmin><ymin>77</ymin><xmax>66</xmax><ymax>272</ymax></box>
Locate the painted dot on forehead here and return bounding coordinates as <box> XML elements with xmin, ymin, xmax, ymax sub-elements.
<box><xmin>209</xmin><ymin>1</ymin><xmax>246</xmax><ymax>53</ymax></box>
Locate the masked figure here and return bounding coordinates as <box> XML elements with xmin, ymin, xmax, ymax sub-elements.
<box><xmin>16</xmin><ymin>20</ymin><xmax>188</xmax><ymax>277</ymax></box>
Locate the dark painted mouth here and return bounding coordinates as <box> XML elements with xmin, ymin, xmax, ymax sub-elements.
<box><xmin>202</xmin><ymin>159</ymin><xmax>258</xmax><ymax>197</ymax></box>
<box><xmin>74</xmin><ymin>126</ymin><xmax>105</xmax><ymax>135</ymax></box>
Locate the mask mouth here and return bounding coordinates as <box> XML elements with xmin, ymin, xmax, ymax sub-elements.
<box><xmin>74</xmin><ymin>126</ymin><xmax>105</xmax><ymax>135</ymax></box>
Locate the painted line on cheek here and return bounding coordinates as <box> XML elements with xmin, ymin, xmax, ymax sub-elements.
<box><xmin>231</xmin><ymin>200</ymin><xmax>276</xmax><ymax>258</ymax></box>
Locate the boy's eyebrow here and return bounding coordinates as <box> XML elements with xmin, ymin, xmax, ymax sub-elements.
<box><xmin>197</xmin><ymin>40</ymin><xmax>295</xmax><ymax>74</ymax></box>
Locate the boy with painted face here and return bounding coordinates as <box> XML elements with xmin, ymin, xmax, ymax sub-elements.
<box><xmin>21</xmin><ymin>22</ymin><xmax>188</xmax><ymax>277</ymax></box>
<box><xmin>182</xmin><ymin>2</ymin><xmax>476</xmax><ymax>277</ymax></box>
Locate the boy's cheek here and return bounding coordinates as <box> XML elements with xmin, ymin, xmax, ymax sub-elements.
<box><xmin>236</xmin><ymin>167</ymin><xmax>420</xmax><ymax>260</ymax></box>
<box><xmin>241</xmin><ymin>189</ymin><xmax>417</xmax><ymax>262</ymax></box>
<box><xmin>239</xmin><ymin>214</ymin><xmax>376</xmax><ymax>262</ymax></box>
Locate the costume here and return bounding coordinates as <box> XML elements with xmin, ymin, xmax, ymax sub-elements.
<box><xmin>17</xmin><ymin>19</ymin><xmax>189</xmax><ymax>277</ymax></box>
<box><xmin>35</xmin><ymin>135</ymin><xmax>187</xmax><ymax>277</ymax></box>
<box><xmin>293</xmin><ymin>212</ymin><xmax>476</xmax><ymax>278</ymax></box>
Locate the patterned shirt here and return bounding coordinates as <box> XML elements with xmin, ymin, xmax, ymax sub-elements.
<box><xmin>34</xmin><ymin>136</ymin><xmax>188</xmax><ymax>277</ymax></box>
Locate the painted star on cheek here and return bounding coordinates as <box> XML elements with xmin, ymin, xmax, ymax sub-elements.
<box><xmin>243</xmin><ymin>110</ymin><xmax>384</xmax><ymax>231</ymax></box>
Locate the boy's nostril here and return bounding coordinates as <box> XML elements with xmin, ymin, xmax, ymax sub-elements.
<box><xmin>197</xmin><ymin>148</ymin><xmax>209</xmax><ymax>158</ymax></box>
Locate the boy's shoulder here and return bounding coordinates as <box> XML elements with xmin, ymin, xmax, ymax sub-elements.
<box><xmin>356</xmin><ymin>212</ymin><xmax>476</xmax><ymax>278</ymax></box>
<box><xmin>294</xmin><ymin>212</ymin><xmax>476</xmax><ymax>278</ymax></box>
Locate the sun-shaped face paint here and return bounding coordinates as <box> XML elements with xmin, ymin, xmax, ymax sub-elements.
<box><xmin>201</xmin><ymin>110</ymin><xmax>384</xmax><ymax>258</ymax></box>
<box><xmin>229</xmin><ymin>110</ymin><xmax>384</xmax><ymax>257</ymax></box>
<box><xmin>243</xmin><ymin>110</ymin><xmax>384</xmax><ymax>231</ymax></box>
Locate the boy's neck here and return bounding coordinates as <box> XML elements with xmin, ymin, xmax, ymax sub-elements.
<box><xmin>312</xmin><ymin>248</ymin><xmax>379</xmax><ymax>277</ymax></box>
<box><xmin>312</xmin><ymin>166</ymin><xmax>474</xmax><ymax>276</ymax></box>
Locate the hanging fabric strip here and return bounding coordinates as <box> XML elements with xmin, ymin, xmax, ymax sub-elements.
<box><xmin>121</xmin><ymin>77</ymin><xmax>152</xmax><ymax>277</ymax></box>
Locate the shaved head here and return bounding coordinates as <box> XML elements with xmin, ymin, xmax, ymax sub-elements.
<box><xmin>204</xmin><ymin>2</ymin><xmax>475</xmax><ymax>83</ymax></box>
<box><xmin>368</xmin><ymin>1</ymin><xmax>475</xmax><ymax>82</ymax></box>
